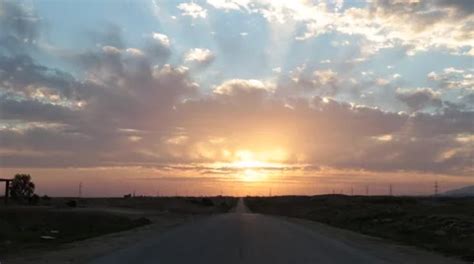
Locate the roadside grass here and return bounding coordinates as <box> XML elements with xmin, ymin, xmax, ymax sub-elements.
<box><xmin>0</xmin><ymin>207</ymin><xmax>150</xmax><ymax>255</ymax></box>
<box><xmin>245</xmin><ymin>195</ymin><xmax>474</xmax><ymax>262</ymax></box>
<box><xmin>74</xmin><ymin>196</ymin><xmax>238</xmax><ymax>214</ymax></box>
<box><xmin>0</xmin><ymin>196</ymin><xmax>237</xmax><ymax>256</ymax></box>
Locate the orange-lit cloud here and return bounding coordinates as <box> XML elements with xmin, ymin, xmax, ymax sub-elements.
<box><xmin>0</xmin><ymin>0</ymin><xmax>473</xmax><ymax>196</ymax></box>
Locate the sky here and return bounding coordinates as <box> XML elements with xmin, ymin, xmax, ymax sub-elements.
<box><xmin>0</xmin><ymin>0</ymin><xmax>473</xmax><ymax>197</ymax></box>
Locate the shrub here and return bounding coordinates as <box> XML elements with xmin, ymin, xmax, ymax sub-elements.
<box><xmin>66</xmin><ymin>200</ymin><xmax>77</xmax><ymax>208</ymax></box>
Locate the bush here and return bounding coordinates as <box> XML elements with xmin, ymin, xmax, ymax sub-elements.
<box><xmin>28</xmin><ymin>194</ymin><xmax>40</xmax><ymax>205</ymax></box>
<box><xmin>201</xmin><ymin>198</ymin><xmax>214</xmax><ymax>207</ymax></box>
<box><xmin>66</xmin><ymin>200</ymin><xmax>77</xmax><ymax>208</ymax></box>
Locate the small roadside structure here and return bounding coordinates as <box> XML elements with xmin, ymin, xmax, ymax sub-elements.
<box><xmin>0</xmin><ymin>178</ymin><xmax>13</xmax><ymax>204</ymax></box>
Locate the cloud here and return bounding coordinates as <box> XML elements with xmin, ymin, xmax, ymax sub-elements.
<box><xmin>313</xmin><ymin>69</ymin><xmax>338</xmax><ymax>86</ymax></box>
<box><xmin>428</xmin><ymin>67</ymin><xmax>474</xmax><ymax>91</ymax></box>
<box><xmin>396</xmin><ymin>87</ymin><xmax>442</xmax><ymax>111</ymax></box>
<box><xmin>206</xmin><ymin>0</ymin><xmax>474</xmax><ymax>56</ymax></box>
<box><xmin>0</xmin><ymin>54</ymin><xmax>83</xmax><ymax>102</ymax></box>
<box><xmin>284</xmin><ymin>64</ymin><xmax>341</xmax><ymax>95</ymax></box>
<box><xmin>212</xmin><ymin>79</ymin><xmax>273</xmax><ymax>105</ymax></box>
<box><xmin>0</xmin><ymin>0</ymin><xmax>473</xmax><ymax>178</ymax></box>
<box><xmin>173</xmin><ymin>92</ymin><xmax>473</xmax><ymax>175</ymax></box>
<box><xmin>0</xmin><ymin>0</ymin><xmax>40</xmax><ymax>54</ymax></box>
<box><xmin>177</xmin><ymin>2</ymin><xmax>207</xmax><ymax>19</ymax></box>
<box><xmin>2</xmin><ymin>57</ymin><xmax>473</xmax><ymax>175</ymax></box>
<box><xmin>206</xmin><ymin>0</ymin><xmax>247</xmax><ymax>11</ymax></box>
<box><xmin>184</xmin><ymin>48</ymin><xmax>215</xmax><ymax>66</ymax></box>
<box><xmin>214</xmin><ymin>79</ymin><xmax>272</xmax><ymax>94</ymax></box>
<box><xmin>142</xmin><ymin>32</ymin><xmax>172</xmax><ymax>62</ymax></box>
<box><xmin>152</xmin><ymin>32</ymin><xmax>170</xmax><ymax>48</ymax></box>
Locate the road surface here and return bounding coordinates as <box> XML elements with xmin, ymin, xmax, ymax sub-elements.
<box><xmin>89</xmin><ymin>199</ymin><xmax>462</xmax><ymax>264</ymax></box>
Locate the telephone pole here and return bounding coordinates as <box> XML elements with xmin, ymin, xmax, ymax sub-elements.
<box><xmin>389</xmin><ymin>184</ymin><xmax>393</xmax><ymax>196</ymax></box>
<box><xmin>434</xmin><ymin>181</ymin><xmax>439</xmax><ymax>196</ymax></box>
<box><xmin>78</xmin><ymin>182</ymin><xmax>82</xmax><ymax>198</ymax></box>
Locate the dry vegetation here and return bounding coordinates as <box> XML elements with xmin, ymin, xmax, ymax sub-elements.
<box><xmin>0</xmin><ymin>196</ymin><xmax>237</xmax><ymax>257</ymax></box>
<box><xmin>245</xmin><ymin>195</ymin><xmax>474</xmax><ymax>262</ymax></box>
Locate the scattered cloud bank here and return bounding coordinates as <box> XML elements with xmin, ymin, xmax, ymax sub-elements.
<box><xmin>204</xmin><ymin>0</ymin><xmax>474</xmax><ymax>56</ymax></box>
<box><xmin>0</xmin><ymin>1</ymin><xmax>473</xmax><ymax>179</ymax></box>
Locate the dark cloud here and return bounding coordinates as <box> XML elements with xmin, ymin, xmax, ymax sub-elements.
<box><xmin>396</xmin><ymin>88</ymin><xmax>442</xmax><ymax>111</ymax></box>
<box><xmin>435</xmin><ymin>0</ymin><xmax>474</xmax><ymax>18</ymax></box>
<box><xmin>145</xmin><ymin>34</ymin><xmax>172</xmax><ymax>64</ymax></box>
<box><xmin>0</xmin><ymin>54</ymin><xmax>79</xmax><ymax>100</ymax></box>
<box><xmin>0</xmin><ymin>98</ymin><xmax>77</xmax><ymax>123</ymax></box>
<box><xmin>0</xmin><ymin>0</ymin><xmax>40</xmax><ymax>54</ymax></box>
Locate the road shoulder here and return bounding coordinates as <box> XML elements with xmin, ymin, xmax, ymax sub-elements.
<box><xmin>279</xmin><ymin>215</ymin><xmax>467</xmax><ymax>264</ymax></box>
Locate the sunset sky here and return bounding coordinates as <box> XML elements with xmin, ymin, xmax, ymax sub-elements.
<box><xmin>0</xmin><ymin>0</ymin><xmax>473</xmax><ymax>197</ymax></box>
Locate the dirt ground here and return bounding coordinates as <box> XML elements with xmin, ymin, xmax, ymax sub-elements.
<box><xmin>3</xmin><ymin>212</ymin><xmax>194</xmax><ymax>264</ymax></box>
<box><xmin>245</xmin><ymin>195</ymin><xmax>474</xmax><ymax>262</ymax></box>
<box><xmin>0</xmin><ymin>196</ymin><xmax>237</xmax><ymax>263</ymax></box>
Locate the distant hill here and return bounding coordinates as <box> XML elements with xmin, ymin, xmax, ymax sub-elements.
<box><xmin>442</xmin><ymin>185</ymin><xmax>474</xmax><ymax>197</ymax></box>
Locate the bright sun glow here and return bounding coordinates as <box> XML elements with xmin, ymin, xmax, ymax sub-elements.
<box><xmin>230</xmin><ymin>150</ymin><xmax>285</xmax><ymax>168</ymax></box>
<box><xmin>241</xmin><ymin>169</ymin><xmax>266</xmax><ymax>182</ymax></box>
<box><xmin>208</xmin><ymin>149</ymin><xmax>288</xmax><ymax>182</ymax></box>
<box><xmin>227</xmin><ymin>150</ymin><xmax>286</xmax><ymax>182</ymax></box>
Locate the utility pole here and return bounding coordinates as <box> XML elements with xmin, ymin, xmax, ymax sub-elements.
<box><xmin>78</xmin><ymin>182</ymin><xmax>82</xmax><ymax>198</ymax></box>
<box><xmin>434</xmin><ymin>181</ymin><xmax>439</xmax><ymax>196</ymax></box>
<box><xmin>1</xmin><ymin>179</ymin><xmax>12</xmax><ymax>204</ymax></box>
<box><xmin>389</xmin><ymin>184</ymin><xmax>393</xmax><ymax>196</ymax></box>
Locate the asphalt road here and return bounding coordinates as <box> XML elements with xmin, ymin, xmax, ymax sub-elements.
<box><xmin>89</xmin><ymin>199</ymin><xmax>462</xmax><ymax>264</ymax></box>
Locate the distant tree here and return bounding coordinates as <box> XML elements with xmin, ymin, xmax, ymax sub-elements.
<box><xmin>9</xmin><ymin>174</ymin><xmax>35</xmax><ymax>203</ymax></box>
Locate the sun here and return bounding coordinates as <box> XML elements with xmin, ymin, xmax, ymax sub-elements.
<box><xmin>230</xmin><ymin>150</ymin><xmax>283</xmax><ymax>169</ymax></box>
<box><xmin>227</xmin><ymin>150</ymin><xmax>286</xmax><ymax>182</ymax></box>
<box><xmin>209</xmin><ymin>149</ymin><xmax>287</xmax><ymax>182</ymax></box>
<box><xmin>241</xmin><ymin>169</ymin><xmax>265</xmax><ymax>182</ymax></box>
